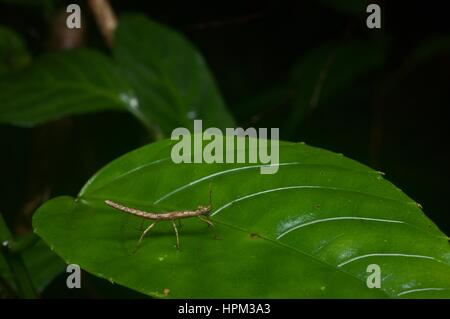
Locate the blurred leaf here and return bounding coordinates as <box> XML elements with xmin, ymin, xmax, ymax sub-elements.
<box><xmin>0</xmin><ymin>239</ymin><xmax>65</xmax><ymax>295</ymax></box>
<box><xmin>114</xmin><ymin>14</ymin><xmax>235</xmax><ymax>137</ymax></box>
<box><xmin>22</xmin><ymin>239</ymin><xmax>65</xmax><ymax>293</ymax></box>
<box><xmin>0</xmin><ymin>25</ymin><xmax>31</xmax><ymax>77</ymax></box>
<box><xmin>0</xmin><ymin>15</ymin><xmax>235</xmax><ymax>137</ymax></box>
<box><xmin>233</xmin><ymin>83</ymin><xmax>290</xmax><ymax>124</ymax></box>
<box><xmin>0</xmin><ymin>254</ymin><xmax>14</xmax><ymax>297</ymax></box>
<box><xmin>286</xmin><ymin>39</ymin><xmax>387</xmax><ymax>135</ymax></box>
<box><xmin>0</xmin><ymin>214</ymin><xmax>14</xmax><ymax>296</ymax></box>
<box><xmin>410</xmin><ymin>36</ymin><xmax>450</xmax><ymax>64</ymax></box>
<box><xmin>0</xmin><ymin>213</ymin><xmax>64</xmax><ymax>295</ymax></box>
<box><xmin>0</xmin><ymin>49</ymin><xmax>137</xmax><ymax>127</ymax></box>
<box><xmin>376</xmin><ymin>37</ymin><xmax>450</xmax><ymax>109</ymax></box>
<box><xmin>33</xmin><ymin>137</ymin><xmax>450</xmax><ymax>298</ymax></box>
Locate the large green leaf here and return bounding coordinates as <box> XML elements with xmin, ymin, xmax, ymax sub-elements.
<box><xmin>0</xmin><ymin>49</ymin><xmax>137</xmax><ymax>127</ymax></box>
<box><xmin>33</xmin><ymin>137</ymin><xmax>450</xmax><ymax>298</ymax></box>
<box><xmin>114</xmin><ymin>14</ymin><xmax>235</xmax><ymax>137</ymax></box>
<box><xmin>0</xmin><ymin>15</ymin><xmax>235</xmax><ymax>136</ymax></box>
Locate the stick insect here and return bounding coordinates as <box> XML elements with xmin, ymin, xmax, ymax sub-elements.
<box><xmin>104</xmin><ymin>189</ymin><xmax>214</xmax><ymax>251</ymax></box>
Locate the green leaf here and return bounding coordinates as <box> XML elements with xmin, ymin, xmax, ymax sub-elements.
<box><xmin>0</xmin><ymin>239</ymin><xmax>65</xmax><ymax>295</ymax></box>
<box><xmin>0</xmin><ymin>15</ymin><xmax>235</xmax><ymax>137</ymax></box>
<box><xmin>0</xmin><ymin>216</ymin><xmax>64</xmax><ymax>295</ymax></box>
<box><xmin>21</xmin><ymin>239</ymin><xmax>65</xmax><ymax>293</ymax></box>
<box><xmin>0</xmin><ymin>49</ymin><xmax>137</xmax><ymax>127</ymax></box>
<box><xmin>286</xmin><ymin>39</ymin><xmax>387</xmax><ymax>134</ymax></box>
<box><xmin>114</xmin><ymin>14</ymin><xmax>235</xmax><ymax>137</ymax></box>
<box><xmin>33</xmin><ymin>137</ymin><xmax>450</xmax><ymax>298</ymax></box>
<box><xmin>0</xmin><ymin>26</ymin><xmax>30</xmax><ymax>77</ymax></box>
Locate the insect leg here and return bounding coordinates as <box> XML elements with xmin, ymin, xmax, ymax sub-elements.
<box><xmin>172</xmin><ymin>220</ymin><xmax>180</xmax><ymax>249</ymax></box>
<box><xmin>198</xmin><ymin>215</ymin><xmax>214</xmax><ymax>228</ymax></box>
<box><xmin>198</xmin><ymin>215</ymin><xmax>220</xmax><ymax>240</ymax></box>
<box><xmin>135</xmin><ymin>221</ymin><xmax>158</xmax><ymax>251</ymax></box>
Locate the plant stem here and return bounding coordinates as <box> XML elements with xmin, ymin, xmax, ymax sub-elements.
<box><xmin>0</xmin><ymin>213</ymin><xmax>38</xmax><ymax>299</ymax></box>
<box><xmin>2</xmin><ymin>248</ymin><xmax>37</xmax><ymax>298</ymax></box>
<box><xmin>8</xmin><ymin>232</ymin><xmax>39</xmax><ymax>254</ymax></box>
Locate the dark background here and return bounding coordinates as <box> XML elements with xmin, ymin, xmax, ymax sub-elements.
<box><xmin>1</xmin><ymin>0</ymin><xmax>449</xmax><ymax>297</ymax></box>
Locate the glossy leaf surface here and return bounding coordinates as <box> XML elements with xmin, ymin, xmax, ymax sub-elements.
<box><xmin>33</xmin><ymin>138</ymin><xmax>450</xmax><ymax>298</ymax></box>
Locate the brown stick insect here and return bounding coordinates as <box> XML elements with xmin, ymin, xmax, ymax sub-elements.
<box><xmin>104</xmin><ymin>188</ymin><xmax>214</xmax><ymax>251</ymax></box>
